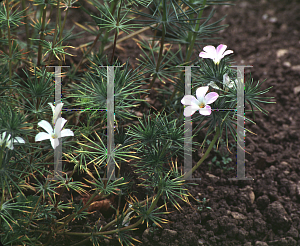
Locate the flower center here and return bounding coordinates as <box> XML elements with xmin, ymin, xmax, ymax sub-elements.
<box><xmin>51</xmin><ymin>133</ymin><xmax>58</xmax><ymax>139</ymax></box>
<box><xmin>199</xmin><ymin>103</ymin><xmax>205</xmax><ymax>108</ymax></box>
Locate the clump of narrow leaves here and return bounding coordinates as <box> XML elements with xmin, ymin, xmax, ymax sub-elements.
<box><xmin>0</xmin><ymin>0</ymin><xmax>274</xmax><ymax>245</ymax></box>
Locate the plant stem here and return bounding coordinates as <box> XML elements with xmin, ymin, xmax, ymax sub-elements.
<box><xmin>37</xmin><ymin>193</ymin><xmax>161</xmax><ymax>237</ymax></box>
<box><xmin>100</xmin><ymin>196</ymin><xmax>156</xmax><ymax>232</ymax></box>
<box><xmin>70</xmin><ymin>18</ymin><xmax>156</xmax><ymax>82</ymax></box>
<box><xmin>46</xmin><ymin>167</ymin><xmax>80</xmax><ymax>238</ymax></box>
<box><xmin>103</xmin><ymin>23</ymin><xmax>158</xmax><ymax>53</ymax></box>
<box><xmin>58</xmin><ymin>8</ymin><xmax>69</xmax><ymax>66</ymax></box>
<box><xmin>71</xmin><ymin>23</ymin><xmax>157</xmax><ymax>77</ymax></box>
<box><xmin>0</xmin><ymin>178</ymin><xmax>5</xmax><ymax>209</ymax></box>
<box><xmin>43</xmin><ymin>190</ymin><xmax>109</xmax><ymax>246</ymax></box>
<box><xmin>6</xmin><ymin>0</ymin><xmax>12</xmax><ymax>96</ymax></box>
<box><xmin>21</xmin><ymin>0</ymin><xmax>31</xmax><ymax>52</ymax></box>
<box><xmin>24</xmin><ymin>176</ymin><xmax>51</xmax><ymax>230</ymax></box>
<box><xmin>165</xmin><ymin>0</ymin><xmax>207</xmax><ymax>107</ymax></box>
<box><xmin>150</xmin><ymin>23</ymin><xmax>159</xmax><ymax>51</ymax></box>
<box><xmin>71</xmin><ymin>237</ymin><xmax>90</xmax><ymax>246</ymax></box>
<box><xmin>110</xmin><ymin>0</ymin><xmax>122</xmax><ymax>65</ymax></box>
<box><xmin>0</xmin><ymin>146</ymin><xmax>3</xmax><ymax>170</ymax></box>
<box><xmin>99</xmin><ymin>0</ymin><xmax>119</xmax><ymax>55</ymax></box>
<box><xmin>148</xmin><ymin>0</ymin><xmax>167</xmax><ymax>91</ymax></box>
<box><xmin>178</xmin><ymin>106</ymin><xmax>184</xmax><ymax>121</ymax></box>
<box><xmin>183</xmin><ymin>126</ymin><xmax>220</xmax><ymax>180</ymax></box>
<box><xmin>4</xmin><ymin>0</ymin><xmax>23</xmax><ymax>106</ymax></box>
<box><xmin>47</xmin><ymin>0</ymin><xmax>61</xmax><ymax>66</ymax></box>
<box><xmin>71</xmin><ymin>32</ymin><xmax>101</xmax><ymax>75</ymax></box>
<box><xmin>52</xmin><ymin>190</ymin><xmax>105</xmax><ymax>233</ymax></box>
<box><xmin>185</xmin><ymin>0</ymin><xmax>207</xmax><ymax>62</ymax></box>
<box><xmin>29</xmin><ymin>195</ymin><xmax>156</xmax><ymax>244</ymax></box>
<box><xmin>37</xmin><ymin>0</ymin><xmax>48</xmax><ymax>66</ymax></box>
<box><xmin>69</xmin><ymin>0</ymin><xmax>119</xmax><ymax>78</ymax></box>
<box><xmin>0</xmin><ymin>181</ymin><xmax>5</xmax><ymax>226</ymax></box>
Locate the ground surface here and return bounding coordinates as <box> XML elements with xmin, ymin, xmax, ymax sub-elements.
<box><xmin>3</xmin><ymin>0</ymin><xmax>300</xmax><ymax>245</ymax></box>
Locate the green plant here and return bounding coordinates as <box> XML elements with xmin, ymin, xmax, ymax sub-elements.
<box><xmin>196</xmin><ymin>197</ymin><xmax>211</xmax><ymax>212</ymax></box>
<box><xmin>207</xmin><ymin>138</ymin><xmax>235</xmax><ymax>173</ymax></box>
<box><xmin>0</xmin><ymin>0</ymin><xmax>274</xmax><ymax>245</ymax></box>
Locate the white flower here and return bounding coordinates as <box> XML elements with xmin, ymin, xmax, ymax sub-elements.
<box><xmin>48</xmin><ymin>102</ymin><xmax>64</xmax><ymax>125</ymax></box>
<box><xmin>122</xmin><ymin>210</ymin><xmax>134</xmax><ymax>227</ymax></box>
<box><xmin>115</xmin><ymin>204</ymin><xmax>133</xmax><ymax>227</ymax></box>
<box><xmin>223</xmin><ymin>74</ymin><xmax>235</xmax><ymax>91</ymax></box>
<box><xmin>35</xmin><ymin>117</ymin><xmax>74</xmax><ymax>149</ymax></box>
<box><xmin>208</xmin><ymin>74</ymin><xmax>235</xmax><ymax>92</ymax></box>
<box><xmin>208</xmin><ymin>81</ymin><xmax>220</xmax><ymax>90</ymax></box>
<box><xmin>199</xmin><ymin>44</ymin><xmax>233</xmax><ymax>65</ymax></box>
<box><xmin>0</xmin><ymin>132</ymin><xmax>25</xmax><ymax>150</ymax></box>
<box><xmin>181</xmin><ymin>86</ymin><xmax>219</xmax><ymax>116</ymax></box>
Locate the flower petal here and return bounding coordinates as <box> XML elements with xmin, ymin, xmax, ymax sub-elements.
<box><xmin>199</xmin><ymin>45</ymin><xmax>216</xmax><ymax>59</ymax></box>
<box><xmin>216</xmin><ymin>44</ymin><xmax>227</xmax><ymax>56</ymax></box>
<box><xmin>54</xmin><ymin>103</ymin><xmax>64</xmax><ymax>122</ymax></box>
<box><xmin>54</xmin><ymin>118</ymin><xmax>64</xmax><ymax>134</ymax></box>
<box><xmin>60</xmin><ymin>118</ymin><xmax>67</xmax><ymax>129</ymax></box>
<box><xmin>229</xmin><ymin>81</ymin><xmax>235</xmax><ymax>88</ymax></box>
<box><xmin>60</xmin><ymin>129</ymin><xmax>74</xmax><ymax>138</ymax></box>
<box><xmin>208</xmin><ymin>81</ymin><xmax>220</xmax><ymax>90</ymax></box>
<box><xmin>199</xmin><ymin>52</ymin><xmax>213</xmax><ymax>59</ymax></box>
<box><xmin>199</xmin><ymin>105</ymin><xmax>212</xmax><ymax>115</ymax></box>
<box><xmin>184</xmin><ymin>105</ymin><xmax>199</xmax><ymax>117</ymax></box>
<box><xmin>6</xmin><ymin>140</ymin><xmax>14</xmax><ymax>150</ymax></box>
<box><xmin>223</xmin><ymin>50</ymin><xmax>234</xmax><ymax>57</ymax></box>
<box><xmin>48</xmin><ymin>103</ymin><xmax>56</xmax><ymax>124</ymax></box>
<box><xmin>181</xmin><ymin>95</ymin><xmax>198</xmax><ymax>106</ymax></box>
<box><xmin>13</xmin><ymin>137</ymin><xmax>25</xmax><ymax>144</ymax></box>
<box><xmin>48</xmin><ymin>103</ymin><xmax>55</xmax><ymax>113</ymax></box>
<box><xmin>51</xmin><ymin>138</ymin><xmax>59</xmax><ymax>149</ymax></box>
<box><xmin>205</xmin><ymin>92</ymin><xmax>219</xmax><ymax>104</ymax></box>
<box><xmin>196</xmin><ymin>86</ymin><xmax>209</xmax><ymax>101</ymax></box>
<box><xmin>216</xmin><ymin>44</ymin><xmax>233</xmax><ymax>62</ymax></box>
<box><xmin>223</xmin><ymin>74</ymin><xmax>230</xmax><ymax>85</ymax></box>
<box><xmin>38</xmin><ymin>120</ymin><xmax>53</xmax><ymax>135</ymax></box>
<box><xmin>35</xmin><ymin>132</ymin><xmax>51</xmax><ymax>142</ymax></box>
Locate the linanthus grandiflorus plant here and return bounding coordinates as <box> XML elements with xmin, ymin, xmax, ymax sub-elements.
<box><xmin>178</xmin><ymin>44</ymin><xmax>274</xmax><ymax>179</ymax></box>
<box><xmin>0</xmin><ymin>0</ymin><xmax>275</xmax><ymax>245</ymax></box>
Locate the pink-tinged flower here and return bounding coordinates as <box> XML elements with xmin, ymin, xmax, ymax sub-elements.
<box><xmin>199</xmin><ymin>44</ymin><xmax>233</xmax><ymax>64</ymax></box>
<box><xmin>181</xmin><ymin>86</ymin><xmax>219</xmax><ymax>117</ymax></box>
<box><xmin>35</xmin><ymin>117</ymin><xmax>74</xmax><ymax>149</ymax></box>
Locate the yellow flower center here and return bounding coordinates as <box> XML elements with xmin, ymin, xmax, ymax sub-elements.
<box><xmin>199</xmin><ymin>103</ymin><xmax>205</xmax><ymax>108</ymax></box>
<box><xmin>51</xmin><ymin>133</ymin><xmax>57</xmax><ymax>139</ymax></box>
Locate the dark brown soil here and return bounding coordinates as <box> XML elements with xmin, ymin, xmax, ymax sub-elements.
<box><xmin>3</xmin><ymin>0</ymin><xmax>300</xmax><ymax>245</ymax></box>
